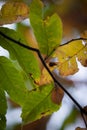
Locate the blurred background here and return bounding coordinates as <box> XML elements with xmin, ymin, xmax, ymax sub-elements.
<box><xmin>0</xmin><ymin>0</ymin><xmax>87</xmax><ymax>129</ymax></box>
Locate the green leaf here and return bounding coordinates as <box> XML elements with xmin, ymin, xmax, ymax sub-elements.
<box><xmin>22</xmin><ymin>83</ymin><xmax>60</xmax><ymax>124</ymax></box>
<box><xmin>0</xmin><ymin>27</ymin><xmax>41</xmax><ymax>83</ymax></box>
<box><xmin>0</xmin><ymin>88</ymin><xmax>7</xmax><ymax>130</ymax></box>
<box><xmin>53</xmin><ymin>40</ymin><xmax>87</xmax><ymax>76</ymax></box>
<box><xmin>0</xmin><ymin>56</ymin><xmax>28</xmax><ymax>105</ymax></box>
<box><xmin>30</xmin><ymin>0</ymin><xmax>62</xmax><ymax>55</ymax></box>
<box><xmin>0</xmin><ymin>57</ymin><xmax>60</xmax><ymax>124</ymax></box>
<box><xmin>0</xmin><ymin>1</ymin><xmax>29</xmax><ymax>25</ymax></box>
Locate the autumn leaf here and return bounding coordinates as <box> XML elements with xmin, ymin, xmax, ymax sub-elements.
<box><xmin>39</xmin><ymin>64</ymin><xmax>53</xmax><ymax>86</ymax></box>
<box><xmin>52</xmin><ymin>40</ymin><xmax>87</xmax><ymax>76</ymax></box>
<box><xmin>0</xmin><ymin>1</ymin><xmax>29</xmax><ymax>25</ymax></box>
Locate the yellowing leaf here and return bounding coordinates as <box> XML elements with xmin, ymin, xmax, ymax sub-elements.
<box><xmin>39</xmin><ymin>65</ymin><xmax>53</xmax><ymax>86</ymax></box>
<box><xmin>0</xmin><ymin>1</ymin><xmax>29</xmax><ymax>25</ymax></box>
<box><xmin>77</xmin><ymin>46</ymin><xmax>87</xmax><ymax>66</ymax></box>
<box><xmin>52</xmin><ymin>40</ymin><xmax>87</xmax><ymax>76</ymax></box>
<box><xmin>58</xmin><ymin>56</ymin><xmax>78</xmax><ymax>76</ymax></box>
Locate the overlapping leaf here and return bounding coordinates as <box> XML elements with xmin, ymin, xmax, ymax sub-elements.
<box><xmin>0</xmin><ymin>56</ymin><xmax>28</xmax><ymax>105</ymax></box>
<box><xmin>0</xmin><ymin>27</ymin><xmax>41</xmax><ymax>83</ymax></box>
<box><xmin>0</xmin><ymin>27</ymin><xmax>61</xmax><ymax>124</ymax></box>
<box><xmin>0</xmin><ymin>1</ymin><xmax>29</xmax><ymax>25</ymax></box>
<box><xmin>22</xmin><ymin>83</ymin><xmax>60</xmax><ymax>124</ymax></box>
<box><xmin>53</xmin><ymin>40</ymin><xmax>87</xmax><ymax>76</ymax></box>
<box><xmin>1</xmin><ymin>0</ymin><xmax>87</xmax><ymax>127</ymax></box>
<box><xmin>30</xmin><ymin>0</ymin><xmax>62</xmax><ymax>55</ymax></box>
<box><xmin>0</xmin><ymin>56</ymin><xmax>60</xmax><ymax>125</ymax></box>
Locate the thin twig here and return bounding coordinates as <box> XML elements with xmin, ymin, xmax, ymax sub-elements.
<box><xmin>0</xmin><ymin>31</ymin><xmax>87</xmax><ymax>118</ymax></box>
<box><xmin>60</xmin><ymin>37</ymin><xmax>87</xmax><ymax>46</ymax></box>
<box><xmin>44</xmin><ymin>37</ymin><xmax>87</xmax><ymax>61</ymax></box>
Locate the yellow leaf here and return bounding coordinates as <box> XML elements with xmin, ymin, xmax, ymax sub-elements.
<box><xmin>52</xmin><ymin>40</ymin><xmax>87</xmax><ymax>76</ymax></box>
<box><xmin>0</xmin><ymin>1</ymin><xmax>29</xmax><ymax>25</ymax></box>
<box><xmin>58</xmin><ymin>56</ymin><xmax>78</xmax><ymax>76</ymax></box>
<box><xmin>77</xmin><ymin>44</ymin><xmax>87</xmax><ymax>66</ymax></box>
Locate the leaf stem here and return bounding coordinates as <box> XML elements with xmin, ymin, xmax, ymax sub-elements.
<box><xmin>0</xmin><ymin>31</ymin><xmax>87</xmax><ymax>121</ymax></box>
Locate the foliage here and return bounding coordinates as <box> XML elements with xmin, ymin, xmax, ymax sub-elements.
<box><xmin>53</xmin><ymin>40</ymin><xmax>87</xmax><ymax>76</ymax></box>
<box><xmin>0</xmin><ymin>0</ymin><xmax>87</xmax><ymax>130</ymax></box>
<box><xmin>30</xmin><ymin>0</ymin><xmax>62</xmax><ymax>55</ymax></box>
<box><xmin>0</xmin><ymin>1</ymin><xmax>29</xmax><ymax>25</ymax></box>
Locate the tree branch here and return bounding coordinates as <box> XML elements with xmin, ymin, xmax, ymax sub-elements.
<box><xmin>60</xmin><ymin>37</ymin><xmax>87</xmax><ymax>46</ymax></box>
<box><xmin>0</xmin><ymin>31</ymin><xmax>87</xmax><ymax>125</ymax></box>
<box><xmin>44</xmin><ymin>37</ymin><xmax>87</xmax><ymax>61</ymax></box>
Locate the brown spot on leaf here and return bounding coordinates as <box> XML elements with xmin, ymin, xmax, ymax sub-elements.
<box><xmin>29</xmin><ymin>73</ymin><xmax>39</xmax><ymax>85</ymax></box>
<box><xmin>22</xmin><ymin>116</ymin><xmax>50</xmax><ymax>130</ymax></box>
<box><xmin>51</xmin><ymin>85</ymin><xmax>64</xmax><ymax>105</ymax></box>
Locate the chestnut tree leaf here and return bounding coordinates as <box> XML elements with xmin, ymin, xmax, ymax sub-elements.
<box><xmin>0</xmin><ymin>56</ymin><xmax>28</xmax><ymax>105</ymax></box>
<box><xmin>0</xmin><ymin>1</ymin><xmax>29</xmax><ymax>25</ymax></box>
<box><xmin>22</xmin><ymin>83</ymin><xmax>60</xmax><ymax>124</ymax></box>
<box><xmin>53</xmin><ymin>40</ymin><xmax>87</xmax><ymax>76</ymax></box>
<box><xmin>30</xmin><ymin>0</ymin><xmax>62</xmax><ymax>55</ymax></box>
<box><xmin>0</xmin><ymin>27</ymin><xmax>61</xmax><ymax>125</ymax></box>
<box><xmin>0</xmin><ymin>27</ymin><xmax>41</xmax><ymax>84</ymax></box>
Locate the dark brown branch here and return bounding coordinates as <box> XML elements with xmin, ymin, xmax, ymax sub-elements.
<box><xmin>61</xmin><ymin>37</ymin><xmax>87</xmax><ymax>46</ymax></box>
<box><xmin>44</xmin><ymin>37</ymin><xmax>87</xmax><ymax>61</ymax></box>
<box><xmin>0</xmin><ymin>31</ymin><xmax>87</xmax><ymax>126</ymax></box>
